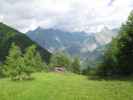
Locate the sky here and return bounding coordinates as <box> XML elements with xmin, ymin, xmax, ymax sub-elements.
<box><xmin>0</xmin><ymin>0</ymin><xmax>133</xmax><ymax>33</ymax></box>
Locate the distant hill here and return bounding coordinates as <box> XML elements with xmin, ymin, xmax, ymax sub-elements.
<box><xmin>0</xmin><ymin>23</ymin><xmax>51</xmax><ymax>63</ymax></box>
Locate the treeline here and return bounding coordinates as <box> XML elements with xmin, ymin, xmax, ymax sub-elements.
<box><xmin>96</xmin><ymin>10</ymin><xmax>133</xmax><ymax>77</ymax></box>
<box><xmin>49</xmin><ymin>52</ymin><xmax>81</xmax><ymax>74</ymax></box>
<box><xmin>0</xmin><ymin>43</ymin><xmax>82</xmax><ymax>80</ymax></box>
<box><xmin>0</xmin><ymin>43</ymin><xmax>47</xmax><ymax>80</ymax></box>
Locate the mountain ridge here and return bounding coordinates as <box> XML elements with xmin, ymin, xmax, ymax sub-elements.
<box><xmin>0</xmin><ymin>23</ymin><xmax>51</xmax><ymax>63</ymax></box>
<box><xmin>27</xmin><ymin>26</ymin><xmax>119</xmax><ymax>67</ymax></box>
<box><xmin>27</xmin><ymin>26</ymin><xmax>118</xmax><ymax>53</ymax></box>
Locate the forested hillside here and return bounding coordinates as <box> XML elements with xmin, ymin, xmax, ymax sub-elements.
<box><xmin>0</xmin><ymin>23</ymin><xmax>51</xmax><ymax>63</ymax></box>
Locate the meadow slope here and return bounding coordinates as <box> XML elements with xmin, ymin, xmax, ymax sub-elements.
<box><xmin>0</xmin><ymin>72</ymin><xmax>133</xmax><ymax>100</ymax></box>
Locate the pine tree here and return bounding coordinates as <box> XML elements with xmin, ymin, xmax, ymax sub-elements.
<box><xmin>24</xmin><ymin>45</ymin><xmax>46</xmax><ymax>73</ymax></box>
<box><xmin>3</xmin><ymin>44</ymin><xmax>46</xmax><ymax>80</ymax></box>
<box><xmin>4</xmin><ymin>43</ymin><xmax>23</xmax><ymax>80</ymax></box>
<box><xmin>23</xmin><ymin>45</ymin><xmax>36</xmax><ymax>73</ymax></box>
<box><xmin>34</xmin><ymin>52</ymin><xmax>47</xmax><ymax>71</ymax></box>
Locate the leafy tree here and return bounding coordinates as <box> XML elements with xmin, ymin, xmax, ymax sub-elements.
<box><xmin>49</xmin><ymin>52</ymin><xmax>72</xmax><ymax>70</ymax></box>
<box><xmin>116</xmin><ymin>11</ymin><xmax>133</xmax><ymax>75</ymax></box>
<box><xmin>97</xmin><ymin>10</ymin><xmax>133</xmax><ymax>76</ymax></box>
<box><xmin>81</xmin><ymin>61</ymin><xmax>91</xmax><ymax>75</ymax></box>
<box><xmin>71</xmin><ymin>57</ymin><xmax>81</xmax><ymax>74</ymax></box>
<box><xmin>96</xmin><ymin>39</ymin><xmax>119</xmax><ymax>76</ymax></box>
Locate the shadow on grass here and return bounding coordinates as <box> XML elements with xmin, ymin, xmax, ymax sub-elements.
<box><xmin>0</xmin><ymin>75</ymin><xmax>35</xmax><ymax>82</ymax></box>
<box><xmin>88</xmin><ymin>75</ymin><xmax>133</xmax><ymax>82</ymax></box>
<box><xmin>10</xmin><ymin>76</ymin><xmax>35</xmax><ymax>82</ymax></box>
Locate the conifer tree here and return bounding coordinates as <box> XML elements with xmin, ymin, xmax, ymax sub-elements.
<box><xmin>24</xmin><ymin>45</ymin><xmax>46</xmax><ymax>72</ymax></box>
<box><xmin>34</xmin><ymin>52</ymin><xmax>47</xmax><ymax>71</ymax></box>
<box><xmin>4</xmin><ymin>43</ymin><xmax>23</xmax><ymax>80</ymax></box>
<box><xmin>23</xmin><ymin>45</ymin><xmax>36</xmax><ymax>73</ymax></box>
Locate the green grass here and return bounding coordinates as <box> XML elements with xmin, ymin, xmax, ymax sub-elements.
<box><xmin>0</xmin><ymin>72</ymin><xmax>133</xmax><ymax>100</ymax></box>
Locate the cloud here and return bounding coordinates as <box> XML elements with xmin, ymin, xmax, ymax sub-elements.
<box><xmin>0</xmin><ymin>0</ymin><xmax>133</xmax><ymax>33</ymax></box>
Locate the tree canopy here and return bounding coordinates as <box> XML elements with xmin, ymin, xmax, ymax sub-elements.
<box><xmin>97</xmin><ymin>10</ymin><xmax>133</xmax><ymax>76</ymax></box>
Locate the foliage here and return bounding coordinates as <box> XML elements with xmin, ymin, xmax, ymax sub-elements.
<box><xmin>97</xmin><ymin>10</ymin><xmax>133</xmax><ymax>76</ymax></box>
<box><xmin>24</xmin><ymin>45</ymin><xmax>47</xmax><ymax>73</ymax></box>
<box><xmin>23</xmin><ymin>45</ymin><xmax>38</xmax><ymax>73</ymax></box>
<box><xmin>4</xmin><ymin>43</ymin><xmax>46</xmax><ymax>80</ymax></box>
<box><xmin>0</xmin><ymin>64</ymin><xmax>4</xmax><ymax>77</ymax></box>
<box><xmin>96</xmin><ymin>39</ymin><xmax>119</xmax><ymax>76</ymax></box>
<box><xmin>116</xmin><ymin>11</ymin><xmax>133</xmax><ymax>75</ymax></box>
<box><xmin>71</xmin><ymin>57</ymin><xmax>81</xmax><ymax>74</ymax></box>
<box><xmin>4</xmin><ymin>43</ymin><xmax>24</xmax><ymax>80</ymax></box>
<box><xmin>49</xmin><ymin>52</ymin><xmax>72</xmax><ymax>70</ymax></box>
<box><xmin>0</xmin><ymin>23</ymin><xmax>51</xmax><ymax>63</ymax></box>
<box><xmin>34</xmin><ymin>52</ymin><xmax>48</xmax><ymax>71</ymax></box>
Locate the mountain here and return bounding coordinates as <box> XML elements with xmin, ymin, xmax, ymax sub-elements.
<box><xmin>83</xmin><ymin>27</ymin><xmax>119</xmax><ymax>66</ymax></box>
<box><xmin>95</xmin><ymin>27</ymin><xmax>118</xmax><ymax>45</ymax></box>
<box><xmin>27</xmin><ymin>26</ymin><xmax>119</xmax><ymax>67</ymax></box>
<box><xmin>0</xmin><ymin>23</ymin><xmax>51</xmax><ymax>63</ymax></box>
<box><xmin>27</xmin><ymin>28</ymin><xmax>90</xmax><ymax>55</ymax></box>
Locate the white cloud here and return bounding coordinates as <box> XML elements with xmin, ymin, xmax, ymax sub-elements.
<box><xmin>0</xmin><ymin>0</ymin><xmax>133</xmax><ymax>32</ymax></box>
<box><xmin>0</xmin><ymin>15</ymin><xmax>4</xmax><ymax>22</ymax></box>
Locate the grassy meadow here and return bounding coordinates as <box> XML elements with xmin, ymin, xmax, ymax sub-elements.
<box><xmin>0</xmin><ymin>72</ymin><xmax>133</xmax><ymax>100</ymax></box>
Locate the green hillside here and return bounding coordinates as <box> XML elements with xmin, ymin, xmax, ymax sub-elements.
<box><xmin>0</xmin><ymin>23</ymin><xmax>51</xmax><ymax>63</ymax></box>
<box><xmin>0</xmin><ymin>72</ymin><xmax>133</xmax><ymax>100</ymax></box>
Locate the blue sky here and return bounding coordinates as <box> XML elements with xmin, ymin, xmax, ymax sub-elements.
<box><xmin>0</xmin><ymin>0</ymin><xmax>133</xmax><ymax>33</ymax></box>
